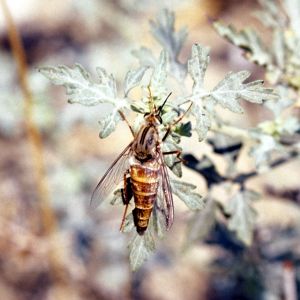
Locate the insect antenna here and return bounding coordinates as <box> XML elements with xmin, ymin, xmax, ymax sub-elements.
<box><xmin>157</xmin><ymin>92</ymin><xmax>172</xmax><ymax>115</ymax></box>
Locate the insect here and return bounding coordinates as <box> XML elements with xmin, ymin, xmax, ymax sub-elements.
<box><xmin>91</xmin><ymin>90</ymin><xmax>191</xmax><ymax>235</ymax></box>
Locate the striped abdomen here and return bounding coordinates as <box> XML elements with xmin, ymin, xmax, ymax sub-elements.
<box><xmin>130</xmin><ymin>161</ymin><xmax>160</xmax><ymax>235</ymax></box>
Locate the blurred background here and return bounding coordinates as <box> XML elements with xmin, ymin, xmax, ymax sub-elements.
<box><xmin>1</xmin><ymin>0</ymin><xmax>300</xmax><ymax>299</ymax></box>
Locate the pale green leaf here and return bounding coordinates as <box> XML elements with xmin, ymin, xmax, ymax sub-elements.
<box><xmin>192</xmin><ymin>103</ymin><xmax>211</xmax><ymax>141</ymax></box>
<box><xmin>129</xmin><ymin>230</ymin><xmax>155</xmax><ymax>271</ymax></box>
<box><xmin>152</xmin><ymin>202</ymin><xmax>167</xmax><ymax>238</ymax></box>
<box><xmin>250</xmin><ymin>132</ymin><xmax>278</xmax><ymax>171</ymax></box>
<box><xmin>272</xmin><ymin>29</ymin><xmax>285</xmax><ymax>69</ymax></box>
<box><xmin>39</xmin><ymin>64</ymin><xmax>118</xmax><ymax>106</ymax></box>
<box><xmin>132</xmin><ymin>47</ymin><xmax>156</xmax><ymax>67</ymax></box>
<box><xmin>264</xmin><ymin>85</ymin><xmax>293</xmax><ymax>117</ymax></box>
<box><xmin>171</xmin><ymin>179</ymin><xmax>204</xmax><ymax>210</ymax></box>
<box><xmin>213</xmin><ymin>22</ymin><xmax>270</xmax><ymax>66</ymax></box>
<box><xmin>210</xmin><ymin>71</ymin><xmax>277</xmax><ymax>113</ymax></box>
<box><xmin>185</xmin><ymin>198</ymin><xmax>216</xmax><ymax>247</ymax></box>
<box><xmin>162</xmin><ymin>136</ymin><xmax>182</xmax><ymax>177</ymax></box>
<box><xmin>225</xmin><ymin>190</ymin><xmax>259</xmax><ymax>246</ymax></box>
<box><xmin>124</xmin><ymin>66</ymin><xmax>148</xmax><ymax>96</ymax></box>
<box><xmin>150</xmin><ymin>9</ymin><xmax>187</xmax><ymax>61</ymax></box>
<box><xmin>284</xmin><ymin>0</ymin><xmax>300</xmax><ymax>39</ymax></box>
<box><xmin>98</xmin><ymin>109</ymin><xmax>122</xmax><ymax>138</ymax></box>
<box><xmin>110</xmin><ymin>189</ymin><xmax>123</xmax><ymax>205</ymax></box>
<box><xmin>150</xmin><ymin>50</ymin><xmax>168</xmax><ymax>100</ymax></box>
<box><xmin>122</xmin><ymin>212</ymin><xmax>135</xmax><ymax>233</ymax></box>
<box><xmin>188</xmin><ymin>43</ymin><xmax>210</xmax><ymax>93</ymax></box>
<box><xmin>254</xmin><ymin>0</ymin><xmax>281</xmax><ymax>28</ymax></box>
<box><xmin>161</xmin><ymin>109</ymin><xmax>178</xmax><ymax>124</ymax></box>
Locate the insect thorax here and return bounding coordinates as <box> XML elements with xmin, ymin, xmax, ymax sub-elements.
<box><xmin>133</xmin><ymin>124</ymin><xmax>159</xmax><ymax>162</ymax></box>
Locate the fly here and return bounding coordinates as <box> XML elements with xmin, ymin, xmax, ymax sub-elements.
<box><xmin>91</xmin><ymin>89</ymin><xmax>191</xmax><ymax>235</ymax></box>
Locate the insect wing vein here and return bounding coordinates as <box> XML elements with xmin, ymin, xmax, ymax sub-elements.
<box><xmin>157</xmin><ymin>151</ymin><xmax>174</xmax><ymax>230</ymax></box>
<box><xmin>90</xmin><ymin>142</ymin><xmax>133</xmax><ymax>208</ymax></box>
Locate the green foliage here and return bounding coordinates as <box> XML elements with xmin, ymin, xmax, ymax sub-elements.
<box><xmin>224</xmin><ymin>190</ymin><xmax>259</xmax><ymax>246</ymax></box>
<box><xmin>40</xmin><ymin>6</ymin><xmax>291</xmax><ymax>271</ymax></box>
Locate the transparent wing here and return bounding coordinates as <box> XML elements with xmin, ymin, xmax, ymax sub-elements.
<box><xmin>156</xmin><ymin>151</ymin><xmax>174</xmax><ymax>230</ymax></box>
<box><xmin>91</xmin><ymin>142</ymin><xmax>133</xmax><ymax>208</ymax></box>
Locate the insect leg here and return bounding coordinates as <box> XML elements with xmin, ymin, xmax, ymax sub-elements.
<box><xmin>163</xmin><ymin>150</ymin><xmax>186</xmax><ymax>164</ymax></box>
<box><xmin>162</xmin><ymin>102</ymin><xmax>193</xmax><ymax>141</ymax></box>
<box><xmin>120</xmin><ymin>170</ymin><xmax>133</xmax><ymax>231</ymax></box>
<box><xmin>118</xmin><ymin>110</ymin><xmax>135</xmax><ymax>137</ymax></box>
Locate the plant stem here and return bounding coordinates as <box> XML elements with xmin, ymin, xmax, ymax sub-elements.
<box><xmin>0</xmin><ymin>1</ymin><xmax>74</xmax><ymax>291</ymax></box>
<box><xmin>232</xmin><ymin>150</ymin><xmax>298</xmax><ymax>184</ymax></box>
<box><xmin>211</xmin><ymin>123</ymin><xmax>250</xmax><ymax>139</ymax></box>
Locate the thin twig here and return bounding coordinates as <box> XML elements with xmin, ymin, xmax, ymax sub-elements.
<box><xmin>0</xmin><ymin>0</ymin><xmax>56</xmax><ymax>234</ymax></box>
<box><xmin>211</xmin><ymin>123</ymin><xmax>250</xmax><ymax>140</ymax></box>
<box><xmin>232</xmin><ymin>151</ymin><xmax>298</xmax><ymax>185</ymax></box>
<box><xmin>118</xmin><ymin>109</ymin><xmax>134</xmax><ymax>136</ymax></box>
<box><xmin>0</xmin><ymin>1</ymin><xmax>70</xmax><ymax>289</ymax></box>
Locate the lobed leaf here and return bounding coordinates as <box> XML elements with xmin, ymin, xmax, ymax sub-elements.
<box><xmin>171</xmin><ymin>179</ymin><xmax>204</xmax><ymax>210</ymax></box>
<box><xmin>124</xmin><ymin>66</ymin><xmax>148</xmax><ymax>96</ymax></box>
<box><xmin>128</xmin><ymin>230</ymin><xmax>155</xmax><ymax>271</ymax></box>
<box><xmin>150</xmin><ymin>9</ymin><xmax>187</xmax><ymax>61</ymax></box>
<box><xmin>110</xmin><ymin>189</ymin><xmax>123</xmax><ymax>205</ymax></box>
<box><xmin>39</xmin><ymin>64</ymin><xmax>118</xmax><ymax>106</ymax></box>
<box><xmin>175</xmin><ymin>121</ymin><xmax>192</xmax><ymax>137</ymax></box>
<box><xmin>185</xmin><ymin>198</ymin><xmax>216</xmax><ymax>247</ymax></box>
<box><xmin>213</xmin><ymin>22</ymin><xmax>270</xmax><ymax>66</ymax></box>
<box><xmin>162</xmin><ymin>135</ymin><xmax>182</xmax><ymax>177</ymax></box>
<box><xmin>122</xmin><ymin>212</ymin><xmax>135</xmax><ymax>233</ymax></box>
<box><xmin>152</xmin><ymin>202</ymin><xmax>167</xmax><ymax>238</ymax></box>
<box><xmin>210</xmin><ymin>71</ymin><xmax>278</xmax><ymax>113</ymax></box>
<box><xmin>249</xmin><ymin>131</ymin><xmax>282</xmax><ymax>171</ymax></box>
<box><xmin>98</xmin><ymin>109</ymin><xmax>122</xmax><ymax>138</ymax></box>
<box><xmin>188</xmin><ymin>44</ymin><xmax>210</xmax><ymax>93</ymax></box>
<box><xmin>192</xmin><ymin>103</ymin><xmax>211</xmax><ymax>141</ymax></box>
<box><xmin>150</xmin><ymin>50</ymin><xmax>168</xmax><ymax>100</ymax></box>
<box><xmin>132</xmin><ymin>47</ymin><xmax>157</xmax><ymax>67</ymax></box>
<box><xmin>225</xmin><ymin>190</ymin><xmax>259</xmax><ymax>246</ymax></box>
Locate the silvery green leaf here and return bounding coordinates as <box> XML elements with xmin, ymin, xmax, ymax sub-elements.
<box><xmin>225</xmin><ymin>190</ymin><xmax>259</xmax><ymax>246</ymax></box>
<box><xmin>249</xmin><ymin>132</ymin><xmax>278</xmax><ymax>171</ymax></box>
<box><xmin>175</xmin><ymin>121</ymin><xmax>192</xmax><ymax>137</ymax></box>
<box><xmin>213</xmin><ymin>22</ymin><xmax>270</xmax><ymax>66</ymax></box>
<box><xmin>150</xmin><ymin>50</ymin><xmax>168</xmax><ymax>100</ymax></box>
<box><xmin>264</xmin><ymin>85</ymin><xmax>293</xmax><ymax>117</ymax></box>
<box><xmin>208</xmin><ymin>133</ymin><xmax>242</xmax><ymax>176</ymax></box>
<box><xmin>131</xmin><ymin>101</ymin><xmax>148</xmax><ymax>114</ymax></box>
<box><xmin>162</xmin><ymin>136</ymin><xmax>182</xmax><ymax>177</ymax></box>
<box><xmin>128</xmin><ymin>230</ymin><xmax>155</xmax><ymax>271</ymax></box>
<box><xmin>124</xmin><ymin>66</ymin><xmax>148</xmax><ymax>96</ymax></box>
<box><xmin>272</xmin><ymin>29</ymin><xmax>285</xmax><ymax>69</ymax></box>
<box><xmin>161</xmin><ymin>109</ymin><xmax>178</xmax><ymax>124</ymax></box>
<box><xmin>210</xmin><ymin>71</ymin><xmax>277</xmax><ymax>113</ymax></box>
<box><xmin>39</xmin><ymin>64</ymin><xmax>118</xmax><ymax>106</ymax></box>
<box><xmin>150</xmin><ymin>9</ymin><xmax>187</xmax><ymax>61</ymax></box>
<box><xmin>188</xmin><ymin>44</ymin><xmax>210</xmax><ymax>93</ymax></box>
<box><xmin>110</xmin><ymin>189</ymin><xmax>123</xmax><ymax>205</ymax></box>
<box><xmin>192</xmin><ymin>103</ymin><xmax>211</xmax><ymax>141</ymax></box>
<box><xmin>254</xmin><ymin>0</ymin><xmax>280</xmax><ymax>28</ymax></box>
<box><xmin>185</xmin><ymin>198</ymin><xmax>216</xmax><ymax>247</ymax></box>
<box><xmin>132</xmin><ymin>47</ymin><xmax>156</xmax><ymax>67</ymax></box>
<box><xmin>284</xmin><ymin>0</ymin><xmax>300</xmax><ymax>39</ymax></box>
<box><xmin>171</xmin><ymin>179</ymin><xmax>204</xmax><ymax>210</ymax></box>
<box><xmin>152</xmin><ymin>202</ymin><xmax>167</xmax><ymax>238</ymax></box>
<box><xmin>281</xmin><ymin>117</ymin><xmax>300</xmax><ymax>135</ymax></box>
<box><xmin>98</xmin><ymin>109</ymin><xmax>122</xmax><ymax>138</ymax></box>
<box><xmin>122</xmin><ymin>212</ymin><xmax>135</xmax><ymax>233</ymax></box>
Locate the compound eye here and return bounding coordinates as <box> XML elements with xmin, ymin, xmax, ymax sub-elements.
<box><xmin>147</xmin><ymin>136</ymin><xmax>153</xmax><ymax>146</ymax></box>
